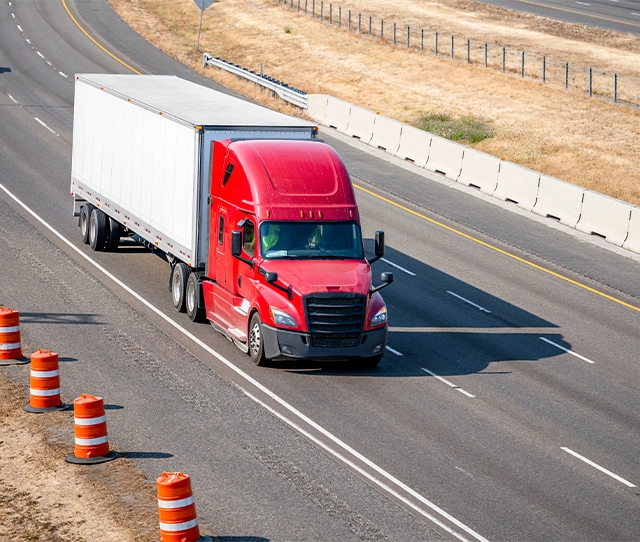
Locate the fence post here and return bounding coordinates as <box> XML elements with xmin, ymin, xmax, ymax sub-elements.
<box><xmin>589</xmin><ymin>66</ymin><xmax>593</xmax><ymax>97</ymax></box>
<box><xmin>348</xmin><ymin>10</ymin><xmax>350</xmax><ymax>29</ymax></box>
<box><xmin>521</xmin><ymin>50</ymin><xmax>525</xmax><ymax>78</ymax></box>
<box><xmin>614</xmin><ymin>73</ymin><xmax>618</xmax><ymax>103</ymax></box>
<box><xmin>338</xmin><ymin>6</ymin><xmax>341</xmax><ymax>27</ymax></box>
<box><xmin>305</xmin><ymin>0</ymin><xmax>307</xmax><ymax>14</ymax></box>
<box><xmin>369</xmin><ymin>16</ymin><xmax>372</xmax><ymax>35</ymax></box>
<box><xmin>421</xmin><ymin>29</ymin><xmax>424</xmax><ymax>51</ymax></box>
<box><xmin>484</xmin><ymin>42</ymin><xmax>487</xmax><ymax>67</ymax></box>
<box><xmin>542</xmin><ymin>55</ymin><xmax>546</xmax><ymax>83</ymax></box>
<box><xmin>320</xmin><ymin>1</ymin><xmax>323</xmax><ymax>21</ymax></box>
<box><xmin>502</xmin><ymin>47</ymin><xmax>506</xmax><ymax>72</ymax></box>
<box><xmin>329</xmin><ymin>3</ymin><xmax>332</xmax><ymax>24</ymax></box>
<box><xmin>381</xmin><ymin>19</ymin><xmax>384</xmax><ymax>40</ymax></box>
<box><xmin>565</xmin><ymin>62</ymin><xmax>568</xmax><ymax>90</ymax></box>
<box><xmin>467</xmin><ymin>39</ymin><xmax>470</xmax><ymax>64</ymax></box>
<box><xmin>407</xmin><ymin>26</ymin><xmax>410</xmax><ymax>48</ymax></box>
<box><xmin>436</xmin><ymin>31</ymin><xmax>439</xmax><ymax>55</ymax></box>
<box><xmin>358</xmin><ymin>13</ymin><xmax>361</xmax><ymax>33</ymax></box>
<box><xmin>451</xmin><ymin>35</ymin><xmax>454</xmax><ymax>58</ymax></box>
<box><xmin>394</xmin><ymin>22</ymin><xmax>396</xmax><ymax>45</ymax></box>
<box><xmin>312</xmin><ymin>0</ymin><xmax>315</xmax><ymax>18</ymax></box>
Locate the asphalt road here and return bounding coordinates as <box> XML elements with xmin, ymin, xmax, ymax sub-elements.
<box><xmin>477</xmin><ymin>0</ymin><xmax>640</xmax><ymax>34</ymax></box>
<box><xmin>1</xmin><ymin>0</ymin><xmax>639</xmax><ymax>540</ymax></box>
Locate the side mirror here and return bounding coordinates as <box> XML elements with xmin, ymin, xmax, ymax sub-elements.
<box><xmin>370</xmin><ymin>271</ymin><xmax>393</xmax><ymax>295</ymax></box>
<box><xmin>264</xmin><ymin>271</ymin><xmax>278</xmax><ymax>283</ymax></box>
<box><xmin>231</xmin><ymin>229</ymin><xmax>253</xmax><ymax>267</ymax></box>
<box><xmin>231</xmin><ymin>229</ymin><xmax>242</xmax><ymax>257</ymax></box>
<box><xmin>367</xmin><ymin>230</ymin><xmax>385</xmax><ymax>265</ymax></box>
<box><xmin>259</xmin><ymin>267</ymin><xmax>293</xmax><ymax>300</ymax></box>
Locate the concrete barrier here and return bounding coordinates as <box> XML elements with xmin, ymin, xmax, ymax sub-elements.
<box><xmin>344</xmin><ymin>105</ymin><xmax>376</xmax><ymax>143</ymax></box>
<box><xmin>306</xmin><ymin>94</ymin><xmax>329</xmax><ymax>123</ymax></box>
<box><xmin>424</xmin><ymin>136</ymin><xmax>465</xmax><ymax>181</ymax></box>
<box><xmin>532</xmin><ymin>174</ymin><xmax>586</xmax><ymax>227</ymax></box>
<box><xmin>623</xmin><ymin>206</ymin><xmax>640</xmax><ymax>253</ymax></box>
<box><xmin>493</xmin><ymin>161</ymin><xmax>541</xmax><ymax>211</ymax></box>
<box><xmin>394</xmin><ymin>125</ymin><xmax>432</xmax><ymax>168</ymax></box>
<box><xmin>369</xmin><ymin>114</ymin><xmax>402</xmax><ymax>154</ymax></box>
<box><xmin>458</xmin><ymin>148</ymin><xmax>500</xmax><ymax>194</ymax></box>
<box><xmin>576</xmin><ymin>191</ymin><xmax>632</xmax><ymax>246</ymax></box>
<box><xmin>324</xmin><ymin>96</ymin><xmax>351</xmax><ymax>133</ymax></box>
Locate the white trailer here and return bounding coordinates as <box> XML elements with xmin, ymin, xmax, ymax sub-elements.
<box><xmin>71</xmin><ymin>74</ymin><xmax>316</xmax><ymax>266</ymax></box>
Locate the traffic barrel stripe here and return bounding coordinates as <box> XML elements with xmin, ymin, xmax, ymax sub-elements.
<box><xmin>159</xmin><ymin>519</ymin><xmax>199</xmax><ymax>532</ymax></box>
<box><xmin>30</xmin><ymin>387</ymin><xmax>61</xmax><ymax>397</ymax></box>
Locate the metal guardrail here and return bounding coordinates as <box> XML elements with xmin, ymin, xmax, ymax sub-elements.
<box><xmin>203</xmin><ymin>53</ymin><xmax>308</xmax><ymax>108</ymax></box>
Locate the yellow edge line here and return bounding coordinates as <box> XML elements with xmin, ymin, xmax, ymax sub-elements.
<box><xmin>353</xmin><ymin>183</ymin><xmax>640</xmax><ymax>313</ymax></box>
<box><xmin>60</xmin><ymin>0</ymin><xmax>140</xmax><ymax>74</ymax></box>
<box><xmin>516</xmin><ymin>0</ymin><xmax>640</xmax><ymax>29</ymax></box>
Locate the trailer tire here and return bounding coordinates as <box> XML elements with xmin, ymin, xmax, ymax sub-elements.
<box><xmin>106</xmin><ymin>217</ymin><xmax>121</xmax><ymax>251</ymax></box>
<box><xmin>80</xmin><ymin>204</ymin><xmax>94</xmax><ymax>244</ymax></box>
<box><xmin>89</xmin><ymin>208</ymin><xmax>108</xmax><ymax>251</ymax></box>
<box><xmin>186</xmin><ymin>273</ymin><xmax>205</xmax><ymax>322</ymax></box>
<box><xmin>171</xmin><ymin>262</ymin><xmax>190</xmax><ymax>313</ymax></box>
<box><xmin>249</xmin><ymin>313</ymin><xmax>268</xmax><ymax>366</ymax></box>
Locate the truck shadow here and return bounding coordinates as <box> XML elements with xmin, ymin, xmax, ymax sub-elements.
<box><xmin>285</xmin><ymin>242</ymin><xmax>574</xmax><ymax>377</ymax></box>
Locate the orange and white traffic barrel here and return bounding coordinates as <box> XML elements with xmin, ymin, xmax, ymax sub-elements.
<box><xmin>65</xmin><ymin>393</ymin><xmax>118</xmax><ymax>464</ymax></box>
<box><xmin>0</xmin><ymin>307</ymin><xmax>25</xmax><ymax>364</ymax></box>
<box><xmin>157</xmin><ymin>472</ymin><xmax>212</xmax><ymax>542</ymax></box>
<box><xmin>23</xmin><ymin>349</ymin><xmax>70</xmax><ymax>413</ymax></box>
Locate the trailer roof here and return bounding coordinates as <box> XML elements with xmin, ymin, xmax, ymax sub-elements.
<box><xmin>76</xmin><ymin>74</ymin><xmax>315</xmax><ymax>130</ymax></box>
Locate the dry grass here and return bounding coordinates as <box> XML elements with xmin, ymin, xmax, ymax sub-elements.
<box><xmin>108</xmin><ymin>0</ymin><xmax>640</xmax><ymax>205</ymax></box>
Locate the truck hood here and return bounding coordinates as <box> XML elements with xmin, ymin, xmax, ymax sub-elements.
<box><xmin>267</xmin><ymin>260</ymin><xmax>371</xmax><ymax>295</ymax></box>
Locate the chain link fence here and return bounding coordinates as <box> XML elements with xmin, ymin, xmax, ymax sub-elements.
<box><xmin>275</xmin><ymin>0</ymin><xmax>640</xmax><ymax>107</ymax></box>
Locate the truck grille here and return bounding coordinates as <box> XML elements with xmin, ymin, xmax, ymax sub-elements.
<box><xmin>304</xmin><ymin>293</ymin><xmax>366</xmax><ymax>348</ymax></box>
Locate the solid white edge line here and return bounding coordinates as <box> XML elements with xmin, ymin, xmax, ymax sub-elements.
<box><xmin>34</xmin><ymin>117</ymin><xmax>56</xmax><ymax>134</ymax></box>
<box><xmin>385</xmin><ymin>345</ymin><xmax>403</xmax><ymax>356</ymax></box>
<box><xmin>561</xmin><ymin>447</ymin><xmax>636</xmax><ymax>487</ymax></box>
<box><xmin>539</xmin><ymin>337</ymin><xmax>595</xmax><ymax>364</ymax></box>
<box><xmin>447</xmin><ymin>291</ymin><xmax>491</xmax><ymax>313</ymax></box>
<box><xmin>380</xmin><ymin>257</ymin><xmax>416</xmax><ymax>276</ymax></box>
<box><xmin>0</xmin><ymin>182</ymin><xmax>489</xmax><ymax>542</ymax></box>
<box><xmin>421</xmin><ymin>368</ymin><xmax>476</xmax><ymax>398</ymax></box>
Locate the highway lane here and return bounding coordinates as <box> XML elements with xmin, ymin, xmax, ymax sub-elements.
<box><xmin>1</xmin><ymin>0</ymin><xmax>640</xmax><ymax>540</ymax></box>
<box><xmin>476</xmin><ymin>0</ymin><xmax>640</xmax><ymax>34</ymax></box>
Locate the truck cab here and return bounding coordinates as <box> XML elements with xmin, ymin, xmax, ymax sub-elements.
<box><xmin>203</xmin><ymin>138</ymin><xmax>392</xmax><ymax>366</ymax></box>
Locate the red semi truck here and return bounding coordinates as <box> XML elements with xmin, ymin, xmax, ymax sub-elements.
<box><xmin>71</xmin><ymin>74</ymin><xmax>392</xmax><ymax>366</ymax></box>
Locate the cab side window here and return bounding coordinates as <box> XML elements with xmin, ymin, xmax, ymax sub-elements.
<box><xmin>218</xmin><ymin>216</ymin><xmax>224</xmax><ymax>246</ymax></box>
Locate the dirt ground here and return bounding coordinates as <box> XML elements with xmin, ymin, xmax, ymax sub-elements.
<box><xmin>3</xmin><ymin>1</ymin><xmax>640</xmax><ymax>540</ymax></box>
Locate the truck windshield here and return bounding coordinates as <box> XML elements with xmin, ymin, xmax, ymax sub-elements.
<box><xmin>259</xmin><ymin>221</ymin><xmax>364</xmax><ymax>260</ymax></box>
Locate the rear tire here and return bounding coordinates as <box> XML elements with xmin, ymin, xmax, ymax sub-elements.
<box><xmin>88</xmin><ymin>208</ymin><xmax>107</xmax><ymax>251</ymax></box>
<box><xmin>80</xmin><ymin>204</ymin><xmax>94</xmax><ymax>244</ymax></box>
<box><xmin>249</xmin><ymin>313</ymin><xmax>268</xmax><ymax>366</ymax></box>
<box><xmin>171</xmin><ymin>262</ymin><xmax>190</xmax><ymax>312</ymax></box>
<box><xmin>185</xmin><ymin>273</ymin><xmax>205</xmax><ymax>322</ymax></box>
<box><xmin>106</xmin><ymin>217</ymin><xmax>121</xmax><ymax>251</ymax></box>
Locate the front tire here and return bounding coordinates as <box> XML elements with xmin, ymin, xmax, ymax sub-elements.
<box><xmin>88</xmin><ymin>208</ymin><xmax>107</xmax><ymax>251</ymax></box>
<box><xmin>186</xmin><ymin>273</ymin><xmax>205</xmax><ymax>322</ymax></box>
<box><xmin>171</xmin><ymin>262</ymin><xmax>190</xmax><ymax>312</ymax></box>
<box><xmin>249</xmin><ymin>313</ymin><xmax>268</xmax><ymax>366</ymax></box>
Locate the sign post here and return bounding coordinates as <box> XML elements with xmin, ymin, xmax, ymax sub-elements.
<box><xmin>193</xmin><ymin>0</ymin><xmax>217</xmax><ymax>51</ymax></box>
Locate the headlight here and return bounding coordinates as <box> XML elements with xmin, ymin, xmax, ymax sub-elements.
<box><xmin>270</xmin><ymin>307</ymin><xmax>297</xmax><ymax>328</ymax></box>
<box><xmin>370</xmin><ymin>305</ymin><xmax>387</xmax><ymax>326</ymax></box>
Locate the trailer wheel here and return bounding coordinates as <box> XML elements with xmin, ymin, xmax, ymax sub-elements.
<box><xmin>80</xmin><ymin>204</ymin><xmax>94</xmax><ymax>244</ymax></box>
<box><xmin>106</xmin><ymin>217</ymin><xmax>121</xmax><ymax>251</ymax></box>
<box><xmin>171</xmin><ymin>262</ymin><xmax>190</xmax><ymax>313</ymax></box>
<box><xmin>186</xmin><ymin>273</ymin><xmax>205</xmax><ymax>322</ymax></box>
<box><xmin>89</xmin><ymin>208</ymin><xmax>108</xmax><ymax>251</ymax></box>
<box><xmin>249</xmin><ymin>313</ymin><xmax>268</xmax><ymax>366</ymax></box>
